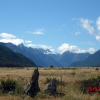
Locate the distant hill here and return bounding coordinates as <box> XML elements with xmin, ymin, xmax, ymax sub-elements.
<box><xmin>3</xmin><ymin>42</ymin><xmax>91</xmax><ymax>67</ymax></box>
<box><xmin>4</xmin><ymin>43</ymin><xmax>62</xmax><ymax>67</ymax></box>
<box><xmin>70</xmin><ymin>50</ymin><xmax>100</xmax><ymax>67</ymax></box>
<box><xmin>4</xmin><ymin>43</ymin><xmax>48</xmax><ymax>66</ymax></box>
<box><xmin>56</xmin><ymin>51</ymin><xmax>90</xmax><ymax>66</ymax></box>
<box><xmin>36</xmin><ymin>53</ymin><xmax>62</xmax><ymax>66</ymax></box>
<box><xmin>0</xmin><ymin>43</ymin><xmax>36</xmax><ymax>67</ymax></box>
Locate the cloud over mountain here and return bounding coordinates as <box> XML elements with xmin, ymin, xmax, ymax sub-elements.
<box><xmin>0</xmin><ymin>33</ymin><xmax>24</xmax><ymax>45</ymax></box>
<box><xmin>0</xmin><ymin>33</ymin><xmax>96</xmax><ymax>54</ymax></box>
<box><xmin>58</xmin><ymin>43</ymin><xmax>95</xmax><ymax>54</ymax></box>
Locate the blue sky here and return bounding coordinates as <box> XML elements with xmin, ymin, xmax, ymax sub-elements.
<box><xmin>0</xmin><ymin>0</ymin><xmax>100</xmax><ymax>54</ymax></box>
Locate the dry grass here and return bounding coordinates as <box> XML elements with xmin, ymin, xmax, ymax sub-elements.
<box><xmin>0</xmin><ymin>67</ymin><xmax>100</xmax><ymax>100</ymax></box>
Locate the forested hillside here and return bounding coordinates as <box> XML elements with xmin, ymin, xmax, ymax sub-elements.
<box><xmin>0</xmin><ymin>43</ymin><xmax>36</xmax><ymax>67</ymax></box>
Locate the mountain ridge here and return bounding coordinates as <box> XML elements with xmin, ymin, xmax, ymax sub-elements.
<box><xmin>56</xmin><ymin>51</ymin><xmax>90</xmax><ymax>66</ymax></box>
<box><xmin>0</xmin><ymin>42</ymin><xmax>36</xmax><ymax>67</ymax></box>
<box><xmin>4</xmin><ymin>43</ymin><xmax>61</xmax><ymax>67</ymax></box>
<box><xmin>70</xmin><ymin>50</ymin><xmax>100</xmax><ymax>67</ymax></box>
<box><xmin>3</xmin><ymin>42</ymin><xmax>91</xmax><ymax>67</ymax></box>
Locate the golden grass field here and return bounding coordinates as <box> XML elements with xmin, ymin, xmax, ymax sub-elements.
<box><xmin>0</xmin><ymin>67</ymin><xmax>100</xmax><ymax>100</ymax></box>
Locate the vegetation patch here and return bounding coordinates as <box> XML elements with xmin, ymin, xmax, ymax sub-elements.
<box><xmin>79</xmin><ymin>76</ymin><xmax>100</xmax><ymax>93</ymax></box>
<box><xmin>0</xmin><ymin>78</ymin><xmax>24</xmax><ymax>95</ymax></box>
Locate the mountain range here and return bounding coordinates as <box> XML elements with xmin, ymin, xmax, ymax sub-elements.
<box><xmin>4</xmin><ymin>43</ymin><xmax>62</xmax><ymax>67</ymax></box>
<box><xmin>56</xmin><ymin>51</ymin><xmax>90</xmax><ymax>66</ymax></box>
<box><xmin>2</xmin><ymin>42</ymin><xmax>92</xmax><ymax>67</ymax></box>
<box><xmin>0</xmin><ymin>43</ymin><xmax>36</xmax><ymax>67</ymax></box>
<box><xmin>70</xmin><ymin>50</ymin><xmax>100</xmax><ymax>67</ymax></box>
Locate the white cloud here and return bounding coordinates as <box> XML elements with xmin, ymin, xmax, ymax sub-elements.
<box><xmin>0</xmin><ymin>38</ymin><xmax>24</xmax><ymax>45</ymax></box>
<box><xmin>58</xmin><ymin>43</ymin><xmax>95</xmax><ymax>54</ymax></box>
<box><xmin>33</xmin><ymin>31</ymin><xmax>44</xmax><ymax>34</ymax></box>
<box><xmin>96</xmin><ymin>36</ymin><xmax>100</xmax><ymax>41</ymax></box>
<box><xmin>80</xmin><ymin>17</ymin><xmax>100</xmax><ymax>41</ymax></box>
<box><xmin>80</xmin><ymin>18</ymin><xmax>95</xmax><ymax>35</ymax></box>
<box><xmin>38</xmin><ymin>44</ymin><xmax>52</xmax><ymax>50</ymax></box>
<box><xmin>0</xmin><ymin>33</ymin><xmax>16</xmax><ymax>39</ymax></box>
<box><xmin>25</xmin><ymin>40</ymin><xmax>32</xmax><ymax>43</ymax></box>
<box><xmin>38</xmin><ymin>44</ymin><xmax>56</xmax><ymax>54</ymax></box>
<box><xmin>49</xmin><ymin>49</ymin><xmax>55</xmax><ymax>54</ymax></box>
<box><xmin>87</xmin><ymin>48</ymin><xmax>95</xmax><ymax>54</ymax></box>
<box><xmin>27</xmin><ymin>29</ymin><xmax>44</xmax><ymax>34</ymax></box>
<box><xmin>0</xmin><ymin>33</ymin><xmax>24</xmax><ymax>45</ymax></box>
<box><xmin>96</xmin><ymin>17</ymin><xmax>100</xmax><ymax>31</ymax></box>
<box><xmin>27</xmin><ymin>43</ymin><xmax>37</xmax><ymax>47</ymax></box>
<box><xmin>58</xmin><ymin>43</ymin><xmax>79</xmax><ymax>54</ymax></box>
<box><xmin>25</xmin><ymin>43</ymin><xmax>56</xmax><ymax>54</ymax></box>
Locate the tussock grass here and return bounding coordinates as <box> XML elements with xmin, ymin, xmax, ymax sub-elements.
<box><xmin>0</xmin><ymin>67</ymin><xmax>100</xmax><ymax>100</ymax></box>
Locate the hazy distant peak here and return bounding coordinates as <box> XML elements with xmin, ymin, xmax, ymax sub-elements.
<box><xmin>18</xmin><ymin>43</ymin><xmax>24</xmax><ymax>48</ymax></box>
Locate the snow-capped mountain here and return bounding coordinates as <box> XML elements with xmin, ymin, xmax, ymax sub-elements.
<box><xmin>3</xmin><ymin>42</ymin><xmax>91</xmax><ymax>67</ymax></box>
<box><xmin>4</xmin><ymin>43</ymin><xmax>62</xmax><ymax>67</ymax></box>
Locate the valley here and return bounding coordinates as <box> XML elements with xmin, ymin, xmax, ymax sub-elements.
<box><xmin>0</xmin><ymin>67</ymin><xmax>100</xmax><ymax>100</ymax></box>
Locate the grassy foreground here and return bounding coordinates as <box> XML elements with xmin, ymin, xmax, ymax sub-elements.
<box><xmin>0</xmin><ymin>67</ymin><xmax>100</xmax><ymax>100</ymax></box>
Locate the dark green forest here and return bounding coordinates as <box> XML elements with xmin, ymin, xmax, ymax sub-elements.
<box><xmin>0</xmin><ymin>43</ymin><xmax>36</xmax><ymax>67</ymax></box>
